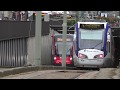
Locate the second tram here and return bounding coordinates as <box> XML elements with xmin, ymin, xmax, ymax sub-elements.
<box><xmin>51</xmin><ymin>34</ymin><xmax>74</xmax><ymax>66</ymax></box>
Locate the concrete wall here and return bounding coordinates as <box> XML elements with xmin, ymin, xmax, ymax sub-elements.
<box><xmin>27</xmin><ymin>28</ymin><xmax>59</xmax><ymax>66</ymax></box>
<box><xmin>0</xmin><ymin>20</ymin><xmax>50</xmax><ymax>67</ymax></box>
<box><xmin>27</xmin><ymin>37</ymin><xmax>35</xmax><ymax>66</ymax></box>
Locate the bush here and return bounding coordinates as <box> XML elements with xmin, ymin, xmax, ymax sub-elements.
<box><xmin>67</xmin><ymin>17</ymin><xmax>120</xmax><ymax>26</ymax></box>
<box><xmin>96</xmin><ymin>16</ymin><xmax>120</xmax><ymax>24</ymax></box>
<box><xmin>67</xmin><ymin>19</ymin><xmax>76</xmax><ymax>26</ymax></box>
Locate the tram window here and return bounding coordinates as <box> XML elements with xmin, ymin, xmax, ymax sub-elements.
<box><xmin>80</xmin><ymin>29</ymin><xmax>103</xmax><ymax>40</ymax></box>
<box><xmin>55</xmin><ymin>42</ymin><xmax>73</xmax><ymax>56</ymax></box>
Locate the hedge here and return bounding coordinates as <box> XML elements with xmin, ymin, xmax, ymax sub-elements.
<box><xmin>96</xmin><ymin>17</ymin><xmax>120</xmax><ymax>23</ymax></box>
<box><xmin>67</xmin><ymin>19</ymin><xmax>76</xmax><ymax>26</ymax></box>
<box><xmin>66</xmin><ymin>17</ymin><xmax>120</xmax><ymax>26</ymax></box>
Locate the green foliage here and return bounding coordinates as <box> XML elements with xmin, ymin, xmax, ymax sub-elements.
<box><xmin>96</xmin><ymin>17</ymin><xmax>120</xmax><ymax>24</ymax></box>
<box><xmin>67</xmin><ymin>19</ymin><xmax>76</xmax><ymax>26</ymax></box>
<box><xmin>66</xmin><ymin>17</ymin><xmax>120</xmax><ymax>26</ymax></box>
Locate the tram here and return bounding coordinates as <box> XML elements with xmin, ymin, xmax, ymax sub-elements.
<box><xmin>73</xmin><ymin>20</ymin><xmax>115</xmax><ymax>69</ymax></box>
<box><xmin>51</xmin><ymin>34</ymin><xmax>74</xmax><ymax>66</ymax></box>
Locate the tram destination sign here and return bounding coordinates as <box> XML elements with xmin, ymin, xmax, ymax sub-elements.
<box><xmin>80</xmin><ymin>24</ymin><xmax>104</xmax><ymax>29</ymax></box>
<box><xmin>55</xmin><ymin>35</ymin><xmax>73</xmax><ymax>42</ymax></box>
<box><xmin>57</xmin><ymin>38</ymin><xmax>71</xmax><ymax>42</ymax></box>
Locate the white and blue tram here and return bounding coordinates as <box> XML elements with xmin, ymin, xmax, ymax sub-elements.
<box><xmin>73</xmin><ymin>20</ymin><xmax>115</xmax><ymax>69</ymax></box>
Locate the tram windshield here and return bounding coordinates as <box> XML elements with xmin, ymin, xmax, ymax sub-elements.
<box><xmin>79</xmin><ymin>24</ymin><xmax>104</xmax><ymax>50</ymax></box>
<box><xmin>55</xmin><ymin>42</ymin><xmax>73</xmax><ymax>56</ymax></box>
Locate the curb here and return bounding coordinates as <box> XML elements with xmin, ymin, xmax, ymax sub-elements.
<box><xmin>0</xmin><ymin>66</ymin><xmax>66</xmax><ymax>77</ymax></box>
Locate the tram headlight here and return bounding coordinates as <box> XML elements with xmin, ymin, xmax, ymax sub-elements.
<box><xmin>94</xmin><ymin>54</ymin><xmax>104</xmax><ymax>59</ymax></box>
<box><xmin>79</xmin><ymin>53</ymin><xmax>88</xmax><ymax>59</ymax></box>
<box><xmin>54</xmin><ymin>57</ymin><xmax>56</xmax><ymax>60</ymax></box>
<box><xmin>70</xmin><ymin>57</ymin><xmax>72</xmax><ymax>60</ymax></box>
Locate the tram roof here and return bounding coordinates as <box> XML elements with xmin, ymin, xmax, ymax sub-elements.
<box><xmin>78</xmin><ymin>19</ymin><xmax>107</xmax><ymax>24</ymax></box>
<box><xmin>77</xmin><ymin>22</ymin><xmax>108</xmax><ymax>25</ymax></box>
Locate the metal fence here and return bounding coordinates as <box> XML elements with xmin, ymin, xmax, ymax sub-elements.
<box><xmin>0</xmin><ymin>38</ymin><xmax>27</xmax><ymax>67</ymax></box>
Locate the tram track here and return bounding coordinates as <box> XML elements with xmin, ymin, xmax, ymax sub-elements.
<box><xmin>0</xmin><ymin>69</ymin><xmax>92</xmax><ymax>79</ymax></box>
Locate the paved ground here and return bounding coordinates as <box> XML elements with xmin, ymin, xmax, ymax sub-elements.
<box><xmin>0</xmin><ymin>66</ymin><xmax>120</xmax><ymax>79</ymax></box>
<box><xmin>75</xmin><ymin>71</ymin><xmax>99</xmax><ymax>79</ymax></box>
<box><xmin>0</xmin><ymin>70</ymin><xmax>88</xmax><ymax>79</ymax></box>
<box><xmin>76</xmin><ymin>68</ymin><xmax>120</xmax><ymax>79</ymax></box>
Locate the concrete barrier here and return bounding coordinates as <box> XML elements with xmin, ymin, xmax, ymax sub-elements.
<box><xmin>0</xmin><ymin>66</ymin><xmax>66</xmax><ymax>77</ymax></box>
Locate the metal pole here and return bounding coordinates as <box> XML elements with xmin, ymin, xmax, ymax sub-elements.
<box><xmin>62</xmin><ymin>11</ymin><xmax>67</xmax><ymax>67</ymax></box>
<box><xmin>35</xmin><ymin>11</ymin><xmax>42</xmax><ymax>66</ymax></box>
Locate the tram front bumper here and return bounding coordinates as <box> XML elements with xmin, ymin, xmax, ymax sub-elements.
<box><xmin>75</xmin><ymin>58</ymin><xmax>104</xmax><ymax>68</ymax></box>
